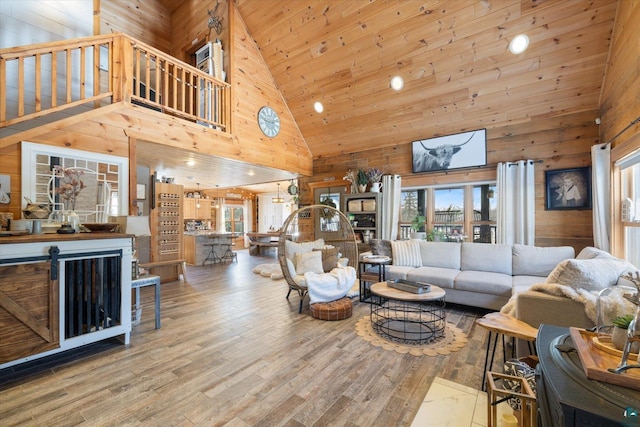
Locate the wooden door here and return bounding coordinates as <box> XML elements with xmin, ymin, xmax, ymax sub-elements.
<box><xmin>0</xmin><ymin>261</ymin><xmax>59</xmax><ymax>364</ymax></box>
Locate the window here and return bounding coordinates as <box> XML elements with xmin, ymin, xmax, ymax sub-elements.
<box><xmin>224</xmin><ymin>207</ymin><xmax>244</xmax><ymax>233</ymax></box>
<box><xmin>434</xmin><ymin>187</ymin><xmax>464</xmax><ymax>238</ymax></box>
<box><xmin>400</xmin><ymin>182</ymin><xmax>497</xmax><ymax>242</ymax></box>
<box><xmin>472</xmin><ymin>184</ymin><xmax>497</xmax><ymax>243</ymax></box>
<box><xmin>617</xmin><ymin>149</ymin><xmax>640</xmax><ymax>267</ymax></box>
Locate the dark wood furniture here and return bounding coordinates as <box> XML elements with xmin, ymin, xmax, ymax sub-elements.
<box><xmin>536</xmin><ymin>324</ymin><xmax>640</xmax><ymax>426</ymax></box>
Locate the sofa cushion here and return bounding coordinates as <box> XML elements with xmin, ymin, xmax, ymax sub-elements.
<box><xmin>512</xmin><ymin>244</ymin><xmax>575</xmax><ymax>277</ymax></box>
<box><xmin>406</xmin><ymin>266</ymin><xmax>459</xmax><ymax>290</ymax></box>
<box><xmin>294</xmin><ymin>251</ymin><xmax>324</xmax><ymax>274</ymax></box>
<box><xmin>545</xmin><ymin>258</ymin><xmax>633</xmax><ymax>291</ymax></box>
<box><xmin>461</xmin><ymin>243</ymin><xmax>512</xmax><ymax>275</ymax></box>
<box><xmin>576</xmin><ymin>246</ymin><xmax>618</xmax><ymax>260</ymax></box>
<box><xmin>370</xmin><ymin>239</ymin><xmax>393</xmax><ymax>258</ymax></box>
<box><xmin>418</xmin><ymin>241</ymin><xmax>461</xmax><ymax>269</ymax></box>
<box><xmin>455</xmin><ymin>270</ymin><xmax>512</xmax><ymax>296</ymax></box>
<box><xmin>512</xmin><ymin>275</ymin><xmax>544</xmax><ymax>295</ymax></box>
<box><xmin>391</xmin><ymin>239</ymin><xmax>422</xmax><ymax>267</ymax></box>
<box><xmin>285</xmin><ymin>238</ymin><xmax>325</xmax><ymax>261</ymax></box>
<box><xmin>385</xmin><ymin>265</ymin><xmax>414</xmax><ymax>281</ymax></box>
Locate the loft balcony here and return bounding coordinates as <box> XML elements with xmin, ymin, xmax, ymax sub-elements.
<box><xmin>0</xmin><ymin>33</ymin><xmax>231</xmax><ymax>135</ymax></box>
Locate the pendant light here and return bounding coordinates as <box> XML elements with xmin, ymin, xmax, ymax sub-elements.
<box><xmin>214</xmin><ymin>185</ymin><xmax>220</xmax><ymax>209</ymax></box>
<box><xmin>272</xmin><ymin>183</ymin><xmax>284</xmax><ymax>203</ymax></box>
<box><xmin>196</xmin><ymin>183</ymin><xmax>201</xmax><ymax>208</ymax></box>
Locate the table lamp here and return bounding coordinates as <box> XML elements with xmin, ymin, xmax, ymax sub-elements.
<box><xmin>111</xmin><ymin>216</ymin><xmax>151</xmax><ymax>279</ymax></box>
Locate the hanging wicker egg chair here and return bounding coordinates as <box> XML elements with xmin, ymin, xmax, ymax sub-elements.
<box><xmin>278</xmin><ymin>204</ymin><xmax>358</xmax><ymax>313</ymax></box>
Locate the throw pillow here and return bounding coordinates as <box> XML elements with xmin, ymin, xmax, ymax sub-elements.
<box><xmin>370</xmin><ymin>239</ymin><xmax>393</xmax><ymax>258</ymax></box>
<box><xmin>545</xmin><ymin>258</ymin><xmax>633</xmax><ymax>291</ymax></box>
<box><xmin>313</xmin><ymin>247</ymin><xmax>340</xmax><ymax>272</ymax></box>
<box><xmin>285</xmin><ymin>238</ymin><xmax>325</xmax><ymax>261</ymax></box>
<box><xmin>294</xmin><ymin>251</ymin><xmax>324</xmax><ymax>274</ymax></box>
<box><xmin>391</xmin><ymin>239</ymin><xmax>422</xmax><ymax>267</ymax></box>
<box><xmin>286</xmin><ymin>258</ymin><xmax>297</xmax><ymax>277</ymax></box>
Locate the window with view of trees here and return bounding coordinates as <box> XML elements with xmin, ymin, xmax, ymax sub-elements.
<box><xmin>400</xmin><ymin>183</ymin><xmax>497</xmax><ymax>243</ymax></box>
<box><xmin>224</xmin><ymin>206</ymin><xmax>244</xmax><ymax>233</ymax></box>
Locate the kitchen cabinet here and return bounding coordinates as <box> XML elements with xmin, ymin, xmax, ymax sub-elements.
<box><xmin>183</xmin><ymin>198</ymin><xmax>211</xmax><ymax>220</ymax></box>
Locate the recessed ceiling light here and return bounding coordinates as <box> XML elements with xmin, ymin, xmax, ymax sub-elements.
<box><xmin>390</xmin><ymin>75</ymin><xmax>404</xmax><ymax>91</ymax></box>
<box><xmin>509</xmin><ymin>34</ymin><xmax>529</xmax><ymax>54</ymax></box>
<box><xmin>314</xmin><ymin>101</ymin><xmax>324</xmax><ymax>113</ymax></box>
<box><xmin>187</xmin><ymin>160</ymin><xmax>195</xmax><ymax>166</ymax></box>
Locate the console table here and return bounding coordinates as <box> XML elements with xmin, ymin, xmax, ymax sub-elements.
<box><xmin>0</xmin><ymin>234</ymin><xmax>133</xmax><ymax>369</ymax></box>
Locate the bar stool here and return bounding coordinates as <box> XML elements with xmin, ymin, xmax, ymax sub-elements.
<box><xmin>203</xmin><ymin>236</ymin><xmax>222</xmax><ymax>265</ymax></box>
<box><xmin>220</xmin><ymin>235</ymin><xmax>237</xmax><ymax>263</ymax></box>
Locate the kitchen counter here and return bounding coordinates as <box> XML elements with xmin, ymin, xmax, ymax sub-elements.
<box><xmin>183</xmin><ymin>232</ymin><xmax>240</xmax><ymax>265</ymax></box>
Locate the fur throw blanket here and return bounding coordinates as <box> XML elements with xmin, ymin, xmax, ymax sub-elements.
<box><xmin>501</xmin><ymin>282</ymin><xmax>634</xmax><ymax>324</ymax></box>
<box><xmin>305</xmin><ymin>264</ymin><xmax>357</xmax><ymax>304</ymax></box>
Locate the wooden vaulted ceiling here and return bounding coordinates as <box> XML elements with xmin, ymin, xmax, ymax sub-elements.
<box><xmin>233</xmin><ymin>0</ymin><xmax>618</xmax><ymax>160</ymax></box>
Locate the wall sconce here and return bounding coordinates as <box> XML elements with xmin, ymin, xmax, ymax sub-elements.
<box><xmin>487</xmin><ymin>189</ymin><xmax>495</xmax><ymax>199</ymax></box>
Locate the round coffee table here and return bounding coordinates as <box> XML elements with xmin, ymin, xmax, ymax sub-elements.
<box><xmin>370</xmin><ymin>281</ymin><xmax>446</xmax><ymax>344</ymax></box>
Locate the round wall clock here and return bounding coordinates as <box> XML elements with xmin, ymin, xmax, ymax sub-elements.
<box><xmin>257</xmin><ymin>106</ymin><xmax>281</xmax><ymax>137</ymax></box>
<box><xmin>287</xmin><ymin>181</ymin><xmax>298</xmax><ymax>195</ymax></box>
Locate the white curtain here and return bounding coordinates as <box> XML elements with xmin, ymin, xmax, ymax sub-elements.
<box><xmin>591</xmin><ymin>143</ymin><xmax>611</xmax><ymax>251</ymax></box>
<box><xmin>243</xmin><ymin>199</ymin><xmax>253</xmax><ymax>247</ymax></box>
<box><xmin>380</xmin><ymin>174</ymin><xmax>402</xmax><ymax>240</ymax></box>
<box><xmin>216</xmin><ymin>198</ymin><xmax>226</xmax><ymax>232</ymax></box>
<box><xmin>496</xmin><ymin>160</ymin><xmax>536</xmax><ymax>245</ymax></box>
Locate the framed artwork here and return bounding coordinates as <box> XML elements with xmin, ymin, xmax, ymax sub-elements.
<box><xmin>0</xmin><ymin>174</ymin><xmax>10</xmax><ymax>204</ymax></box>
<box><xmin>545</xmin><ymin>167</ymin><xmax>592</xmax><ymax>210</ymax></box>
<box><xmin>412</xmin><ymin>128</ymin><xmax>487</xmax><ymax>173</ymax></box>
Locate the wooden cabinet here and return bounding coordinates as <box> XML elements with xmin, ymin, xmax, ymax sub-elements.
<box><xmin>151</xmin><ymin>182</ymin><xmax>184</xmax><ymax>282</ymax></box>
<box><xmin>184</xmin><ymin>198</ymin><xmax>196</xmax><ymax>219</ymax></box>
<box><xmin>0</xmin><ymin>235</ymin><xmax>132</xmax><ymax>369</ymax></box>
<box><xmin>0</xmin><ymin>261</ymin><xmax>58</xmax><ymax>364</ymax></box>
<box><xmin>183</xmin><ymin>198</ymin><xmax>211</xmax><ymax>220</ymax></box>
<box><xmin>343</xmin><ymin>192</ymin><xmax>382</xmax><ymax>242</ymax></box>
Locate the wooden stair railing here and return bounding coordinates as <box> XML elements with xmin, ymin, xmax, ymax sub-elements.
<box><xmin>0</xmin><ymin>33</ymin><xmax>230</xmax><ymax>132</ymax></box>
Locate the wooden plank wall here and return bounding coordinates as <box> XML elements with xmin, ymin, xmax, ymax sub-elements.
<box><xmin>303</xmin><ymin>110</ymin><xmax>599</xmax><ymax>252</ymax></box>
<box><xmin>599</xmin><ymin>0</ymin><xmax>640</xmax><ymax>256</ymax></box>
<box><xmin>99</xmin><ymin>0</ymin><xmax>172</xmax><ymax>55</ymax></box>
<box><xmin>600</xmin><ymin>0</ymin><xmax>640</xmax><ymax>154</ymax></box>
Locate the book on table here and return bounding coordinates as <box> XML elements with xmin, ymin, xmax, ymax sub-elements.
<box><xmin>387</xmin><ymin>279</ymin><xmax>431</xmax><ymax>294</ymax></box>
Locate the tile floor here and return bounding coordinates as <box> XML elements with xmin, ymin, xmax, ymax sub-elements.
<box><xmin>411</xmin><ymin>377</ymin><xmax>516</xmax><ymax>427</ymax></box>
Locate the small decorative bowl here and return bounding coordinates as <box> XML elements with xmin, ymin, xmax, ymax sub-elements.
<box><xmin>82</xmin><ymin>223</ymin><xmax>118</xmax><ymax>233</ymax></box>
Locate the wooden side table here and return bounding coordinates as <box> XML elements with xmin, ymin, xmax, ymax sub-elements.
<box><xmin>131</xmin><ymin>275</ymin><xmax>161</xmax><ymax>329</ymax></box>
<box><xmin>476</xmin><ymin>312</ymin><xmax>538</xmax><ymax>391</ymax></box>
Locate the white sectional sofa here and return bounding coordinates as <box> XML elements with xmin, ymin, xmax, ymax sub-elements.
<box><xmin>365</xmin><ymin>240</ymin><xmax>576</xmax><ymax>311</ymax></box>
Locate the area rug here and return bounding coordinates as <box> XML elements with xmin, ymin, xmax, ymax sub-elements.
<box><xmin>252</xmin><ymin>263</ymin><xmax>284</xmax><ymax>280</ymax></box>
<box><xmin>355</xmin><ymin>315</ymin><xmax>468</xmax><ymax>356</ymax></box>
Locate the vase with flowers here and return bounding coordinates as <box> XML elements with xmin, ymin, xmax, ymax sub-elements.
<box><xmin>366</xmin><ymin>167</ymin><xmax>383</xmax><ymax>192</ymax></box>
<box><xmin>53</xmin><ymin>166</ymin><xmax>85</xmax><ymax>232</ymax></box>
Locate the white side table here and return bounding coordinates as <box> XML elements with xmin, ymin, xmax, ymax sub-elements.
<box><xmin>131</xmin><ymin>275</ymin><xmax>161</xmax><ymax>329</ymax></box>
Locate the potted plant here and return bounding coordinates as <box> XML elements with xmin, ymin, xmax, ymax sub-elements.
<box><xmin>426</xmin><ymin>228</ymin><xmax>445</xmax><ymax>242</ymax></box>
<box><xmin>357</xmin><ymin>169</ymin><xmax>368</xmax><ymax>193</ymax></box>
<box><xmin>611</xmin><ymin>314</ymin><xmax>639</xmax><ymax>352</ymax></box>
<box><xmin>410</xmin><ymin>215</ymin><xmax>426</xmax><ymax>239</ymax></box>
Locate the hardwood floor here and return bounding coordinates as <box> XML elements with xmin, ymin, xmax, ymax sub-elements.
<box><xmin>0</xmin><ymin>249</ymin><xmax>495</xmax><ymax>426</ymax></box>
